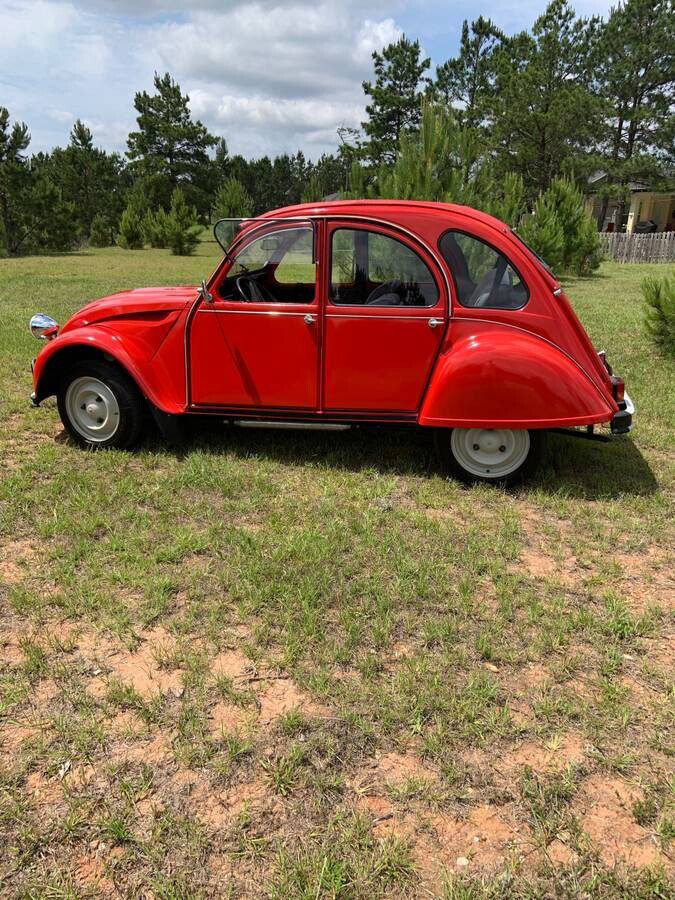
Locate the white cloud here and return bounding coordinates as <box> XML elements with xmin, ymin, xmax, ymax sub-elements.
<box><xmin>126</xmin><ymin>2</ymin><xmax>404</xmax><ymax>156</ymax></box>
<box><xmin>0</xmin><ymin>0</ymin><xmax>617</xmax><ymax>160</ymax></box>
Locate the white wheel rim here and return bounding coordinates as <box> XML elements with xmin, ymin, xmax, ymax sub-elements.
<box><xmin>65</xmin><ymin>376</ymin><xmax>120</xmax><ymax>442</ymax></box>
<box><xmin>450</xmin><ymin>428</ymin><xmax>530</xmax><ymax>479</ymax></box>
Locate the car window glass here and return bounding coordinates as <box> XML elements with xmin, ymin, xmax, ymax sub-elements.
<box><xmin>274</xmin><ymin>229</ymin><xmax>315</xmax><ymax>284</ymax></box>
<box><xmin>330</xmin><ymin>228</ymin><xmax>438</xmax><ymax>307</ymax></box>
<box><xmin>220</xmin><ymin>227</ymin><xmax>316</xmax><ymax>303</ymax></box>
<box><xmin>438</xmin><ymin>231</ymin><xmax>529</xmax><ymax>310</ymax></box>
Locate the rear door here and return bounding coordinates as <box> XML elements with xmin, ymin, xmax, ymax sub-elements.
<box><xmin>323</xmin><ymin>222</ymin><xmax>447</xmax><ymax>413</ymax></box>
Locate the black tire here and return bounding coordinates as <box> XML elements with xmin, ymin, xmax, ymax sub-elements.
<box><xmin>56</xmin><ymin>360</ymin><xmax>146</xmax><ymax>450</ymax></box>
<box><xmin>434</xmin><ymin>427</ymin><xmax>546</xmax><ymax>487</ymax></box>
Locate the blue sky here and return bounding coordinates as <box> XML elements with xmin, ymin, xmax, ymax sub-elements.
<box><xmin>0</xmin><ymin>0</ymin><xmax>615</xmax><ymax>160</ymax></box>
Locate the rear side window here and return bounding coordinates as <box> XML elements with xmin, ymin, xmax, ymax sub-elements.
<box><xmin>331</xmin><ymin>228</ymin><xmax>439</xmax><ymax>307</ymax></box>
<box><xmin>438</xmin><ymin>231</ymin><xmax>529</xmax><ymax>310</ymax></box>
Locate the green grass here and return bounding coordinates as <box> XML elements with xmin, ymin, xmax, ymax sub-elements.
<box><xmin>0</xmin><ymin>247</ymin><xmax>673</xmax><ymax>897</ymax></box>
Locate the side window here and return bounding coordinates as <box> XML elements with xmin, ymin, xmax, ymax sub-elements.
<box><xmin>220</xmin><ymin>227</ymin><xmax>316</xmax><ymax>303</ymax></box>
<box><xmin>438</xmin><ymin>231</ymin><xmax>529</xmax><ymax>310</ymax></box>
<box><xmin>330</xmin><ymin>228</ymin><xmax>438</xmax><ymax>307</ymax></box>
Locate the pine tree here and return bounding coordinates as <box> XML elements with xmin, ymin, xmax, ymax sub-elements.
<box><xmin>141</xmin><ymin>208</ymin><xmax>171</xmax><ymax>248</ymax></box>
<box><xmin>486</xmin><ymin>173</ymin><xmax>526</xmax><ymax>228</ymax></box>
<box><xmin>212</xmin><ymin>177</ymin><xmax>252</xmax><ymax>219</ymax></box>
<box><xmin>434</xmin><ymin>17</ymin><xmax>503</xmax><ymax>128</ymax></box>
<box><xmin>0</xmin><ymin>107</ymin><xmax>31</xmax><ymax>256</ymax></box>
<box><xmin>362</xmin><ymin>36</ymin><xmax>431</xmax><ymax>164</ymax></box>
<box><xmin>301</xmin><ymin>173</ymin><xmax>323</xmax><ymax>203</ymax></box>
<box><xmin>592</xmin><ymin>0</ymin><xmax>674</xmax><ymax>229</ymax></box>
<box><xmin>643</xmin><ymin>275</ymin><xmax>675</xmax><ymax>357</ymax></box>
<box><xmin>165</xmin><ymin>187</ymin><xmax>201</xmax><ymax>256</ymax></box>
<box><xmin>117</xmin><ymin>204</ymin><xmax>144</xmax><ymax>249</ymax></box>
<box><xmin>490</xmin><ymin>0</ymin><xmax>602</xmax><ymax>195</ymax></box>
<box><xmin>545</xmin><ymin>176</ymin><xmax>595</xmax><ymax>272</ymax></box>
<box><xmin>89</xmin><ymin>213</ymin><xmax>111</xmax><ymax>247</ymax></box>
<box><xmin>518</xmin><ymin>195</ymin><xmax>565</xmax><ymax>271</ymax></box>
<box><xmin>127</xmin><ymin>72</ymin><xmax>218</xmax><ymax>215</ymax></box>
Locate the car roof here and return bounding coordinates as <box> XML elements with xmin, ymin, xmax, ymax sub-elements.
<box><xmin>263</xmin><ymin>199</ymin><xmax>509</xmax><ymax>234</ymax></box>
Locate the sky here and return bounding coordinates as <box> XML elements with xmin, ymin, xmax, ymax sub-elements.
<box><xmin>0</xmin><ymin>0</ymin><xmax>616</xmax><ymax>161</ymax></box>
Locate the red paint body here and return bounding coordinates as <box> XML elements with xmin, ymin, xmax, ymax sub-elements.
<box><xmin>33</xmin><ymin>201</ymin><xmax>620</xmax><ymax>430</ymax></box>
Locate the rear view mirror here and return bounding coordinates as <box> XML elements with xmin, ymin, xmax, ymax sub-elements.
<box><xmin>261</xmin><ymin>237</ymin><xmax>280</xmax><ymax>251</ymax></box>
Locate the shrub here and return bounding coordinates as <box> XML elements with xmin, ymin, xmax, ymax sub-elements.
<box><xmin>165</xmin><ymin>188</ymin><xmax>201</xmax><ymax>256</ymax></box>
<box><xmin>141</xmin><ymin>207</ymin><xmax>170</xmax><ymax>248</ymax></box>
<box><xmin>89</xmin><ymin>213</ymin><xmax>112</xmax><ymax>247</ymax></box>
<box><xmin>518</xmin><ymin>195</ymin><xmax>565</xmax><ymax>272</ymax></box>
<box><xmin>574</xmin><ymin>213</ymin><xmax>604</xmax><ymax>276</ymax></box>
<box><xmin>545</xmin><ymin>176</ymin><xmax>601</xmax><ymax>275</ymax></box>
<box><xmin>117</xmin><ymin>205</ymin><xmax>144</xmax><ymax>249</ymax></box>
<box><xmin>643</xmin><ymin>274</ymin><xmax>675</xmax><ymax>356</ymax></box>
<box><xmin>212</xmin><ymin>177</ymin><xmax>253</xmax><ymax>219</ymax></box>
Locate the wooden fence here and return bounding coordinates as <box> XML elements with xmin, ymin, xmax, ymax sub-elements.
<box><xmin>599</xmin><ymin>231</ymin><xmax>675</xmax><ymax>263</ymax></box>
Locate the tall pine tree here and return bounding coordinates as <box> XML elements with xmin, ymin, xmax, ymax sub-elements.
<box><xmin>434</xmin><ymin>17</ymin><xmax>503</xmax><ymax>129</ymax></box>
<box><xmin>361</xmin><ymin>36</ymin><xmax>431</xmax><ymax>165</ymax></box>
<box><xmin>490</xmin><ymin>0</ymin><xmax>602</xmax><ymax>195</ymax></box>
<box><xmin>592</xmin><ymin>0</ymin><xmax>675</xmax><ymax>229</ymax></box>
<box><xmin>127</xmin><ymin>72</ymin><xmax>217</xmax><ymax>216</ymax></box>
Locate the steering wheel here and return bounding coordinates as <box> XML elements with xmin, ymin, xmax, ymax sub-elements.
<box><xmin>235</xmin><ymin>276</ymin><xmax>254</xmax><ymax>302</ymax></box>
<box><xmin>235</xmin><ymin>276</ymin><xmax>277</xmax><ymax>303</ymax></box>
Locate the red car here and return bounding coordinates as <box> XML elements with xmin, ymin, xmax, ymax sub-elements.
<box><xmin>29</xmin><ymin>200</ymin><xmax>633</xmax><ymax>485</ymax></box>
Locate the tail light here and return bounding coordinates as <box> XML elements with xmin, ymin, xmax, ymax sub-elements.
<box><xmin>611</xmin><ymin>375</ymin><xmax>625</xmax><ymax>403</ymax></box>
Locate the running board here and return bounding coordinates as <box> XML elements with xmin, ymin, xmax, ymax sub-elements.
<box><xmin>234</xmin><ymin>420</ymin><xmax>351</xmax><ymax>431</ymax></box>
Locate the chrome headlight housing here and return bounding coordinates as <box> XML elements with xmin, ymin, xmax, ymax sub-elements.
<box><xmin>30</xmin><ymin>313</ymin><xmax>59</xmax><ymax>340</ymax></box>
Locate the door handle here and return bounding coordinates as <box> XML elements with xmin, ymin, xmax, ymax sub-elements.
<box><xmin>428</xmin><ymin>318</ymin><xmax>442</xmax><ymax>329</ymax></box>
<box><xmin>304</xmin><ymin>314</ymin><xmax>316</xmax><ymax>325</ymax></box>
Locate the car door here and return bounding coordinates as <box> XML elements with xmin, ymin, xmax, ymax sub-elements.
<box><xmin>323</xmin><ymin>222</ymin><xmax>447</xmax><ymax>413</ymax></box>
<box><xmin>189</xmin><ymin>224</ymin><xmax>320</xmax><ymax>410</ymax></box>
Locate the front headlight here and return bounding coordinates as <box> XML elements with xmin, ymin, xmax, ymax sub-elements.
<box><xmin>30</xmin><ymin>313</ymin><xmax>59</xmax><ymax>340</ymax></box>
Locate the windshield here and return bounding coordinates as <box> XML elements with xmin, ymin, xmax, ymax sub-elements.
<box><xmin>214</xmin><ymin>217</ymin><xmax>316</xmax><ymax>261</ymax></box>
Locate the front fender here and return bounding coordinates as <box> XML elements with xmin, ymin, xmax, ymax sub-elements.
<box><xmin>33</xmin><ymin>323</ymin><xmax>186</xmax><ymax>414</ymax></box>
<box><xmin>419</xmin><ymin>322</ymin><xmax>616</xmax><ymax>429</ymax></box>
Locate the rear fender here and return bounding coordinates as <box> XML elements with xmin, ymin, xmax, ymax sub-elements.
<box><xmin>419</xmin><ymin>322</ymin><xmax>616</xmax><ymax>429</ymax></box>
<box><xmin>33</xmin><ymin>325</ymin><xmax>186</xmax><ymax>414</ymax></box>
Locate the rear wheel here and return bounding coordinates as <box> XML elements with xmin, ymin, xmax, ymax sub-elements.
<box><xmin>435</xmin><ymin>427</ymin><xmax>545</xmax><ymax>486</ymax></box>
<box><xmin>57</xmin><ymin>360</ymin><xmax>146</xmax><ymax>450</ymax></box>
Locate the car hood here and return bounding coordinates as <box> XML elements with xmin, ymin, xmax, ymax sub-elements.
<box><xmin>60</xmin><ymin>286</ymin><xmax>198</xmax><ymax>334</ymax></box>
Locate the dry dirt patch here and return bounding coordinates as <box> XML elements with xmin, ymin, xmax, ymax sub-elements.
<box><xmin>579</xmin><ymin>774</ymin><xmax>666</xmax><ymax>868</ymax></box>
<box><xmin>498</xmin><ymin>733</ymin><xmax>587</xmax><ymax>777</ymax></box>
<box><xmin>0</xmin><ymin>539</ymin><xmax>38</xmax><ymax>585</ymax></box>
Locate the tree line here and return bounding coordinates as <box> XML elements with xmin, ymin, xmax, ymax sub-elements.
<box><xmin>0</xmin><ymin>0</ymin><xmax>672</xmax><ymax>266</ymax></box>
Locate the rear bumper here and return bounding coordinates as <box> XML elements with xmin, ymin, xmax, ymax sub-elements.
<box><xmin>610</xmin><ymin>391</ymin><xmax>634</xmax><ymax>434</ymax></box>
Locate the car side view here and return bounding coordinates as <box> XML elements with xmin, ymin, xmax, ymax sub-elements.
<box><xmin>29</xmin><ymin>200</ymin><xmax>634</xmax><ymax>485</ymax></box>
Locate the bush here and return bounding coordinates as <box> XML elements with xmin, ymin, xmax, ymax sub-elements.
<box><xmin>643</xmin><ymin>274</ymin><xmax>675</xmax><ymax>356</ymax></box>
<box><xmin>141</xmin><ymin>207</ymin><xmax>171</xmax><ymax>248</ymax></box>
<box><xmin>117</xmin><ymin>205</ymin><xmax>144</xmax><ymax>249</ymax></box>
<box><xmin>546</xmin><ymin>176</ymin><xmax>601</xmax><ymax>275</ymax></box>
<box><xmin>89</xmin><ymin>213</ymin><xmax>112</xmax><ymax>247</ymax></box>
<box><xmin>212</xmin><ymin>177</ymin><xmax>252</xmax><ymax>219</ymax></box>
<box><xmin>518</xmin><ymin>195</ymin><xmax>565</xmax><ymax>272</ymax></box>
<box><xmin>165</xmin><ymin>188</ymin><xmax>201</xmax><ymax>256</ymax></box>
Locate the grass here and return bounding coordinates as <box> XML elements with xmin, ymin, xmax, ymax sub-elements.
<box><xmin>0</xmin><ymin>244</ymin><xmax>673</xmax><ymax>897</ymax></box>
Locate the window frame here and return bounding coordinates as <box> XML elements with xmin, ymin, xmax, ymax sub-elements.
<box><xmin>213</xmin><ymin>223</ymin><xmax>319</xmax><ymax>306</ymax></box>
<box><xmin>438</xmin><ymin>228</ymin><xmax>530</xmax><ymax>311</ymax></box>
<box><xmin>328</xmin><ymin>224</ymin><xmax>441</xmax><ymax>310</ymax></box>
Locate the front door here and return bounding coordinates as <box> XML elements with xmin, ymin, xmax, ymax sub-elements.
<box><xmin>189</xmin><ymin>224</ymin><xmax>319</xmax><ymax>410</ymax></box>
<box><xmin>323</xmin><ymin>223</ymin><xmax>446</xmax><ymax>412</ymax></box>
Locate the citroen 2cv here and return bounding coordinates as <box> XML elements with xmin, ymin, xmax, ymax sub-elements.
<box><xmin>29</xmin><ymin>200</ymin><xmax>633</xmax><ymax>485</ymax></box>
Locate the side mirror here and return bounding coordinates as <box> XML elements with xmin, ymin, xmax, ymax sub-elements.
<box><xmin>200</xmin><ymin>279</ymin><xmax>213</xmax><ymax>304</ymax></box>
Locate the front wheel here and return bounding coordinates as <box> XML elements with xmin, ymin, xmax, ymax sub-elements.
<box><xmin>435</xmin><ymin>427</ymin><xmax>546</xmax><ymax>487</ymax></box>
<box><xmin>57</xmin><ymin>360</ymin><xmax>146</xmax><ymax>450</ymax></box>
